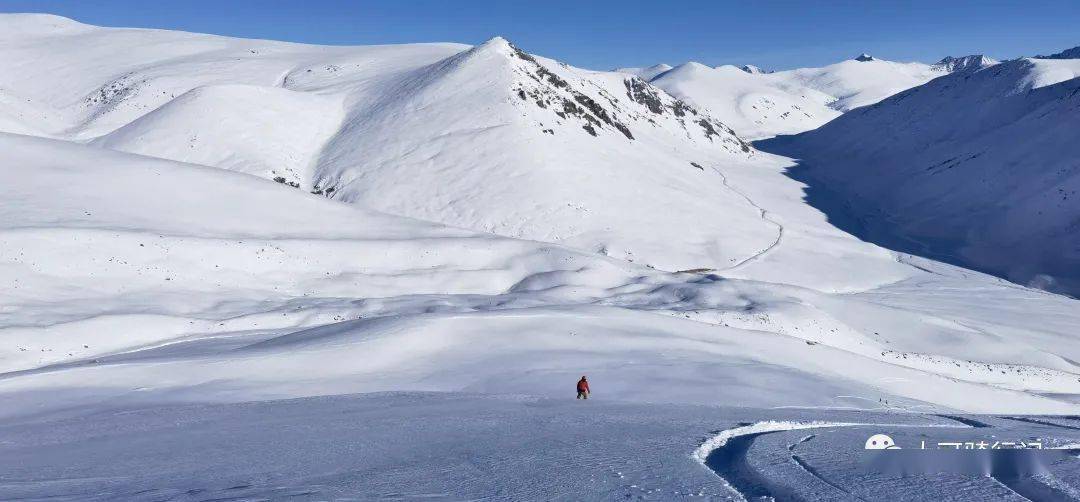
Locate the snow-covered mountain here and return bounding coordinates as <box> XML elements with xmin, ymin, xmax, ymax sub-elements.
<box><xmin>739</xmin><ymin>64</ymin><xmax>770</xmax><ymax>74</ymax></box>
<box><xmin>761</xmin><ymin>51</ymin><xmax>1080</xmax><ymax>296</ymax></box>
<box><xmin>772</xmin><ymin>54</ymin><xmax>963</xmax><ymax>111</ymax></box>
<box><xmin>931</xmin><ymin>54</ymin><xmax>998</xmax><ymax>72</ymax></box>
<box><xmin>309</xmin><ymin>38</ymin><xmax>757</xmax><ymax>272</ymax></box>
<box><xmin>0</xmin><ymin>16</ymin><xmax>765</xmax><ymax>271</ymax></box>
<box><xmin>648</xmin><ymin>62</ymin><xmax>841</xmax><ymax>139</ymax></box>
<box><xmin>614</xmin><ymin>62</ymin><xmax>674</xmax><ymax>80</ymax></box>
<box><xmin>642</xmin><ymin>53</ymin><xmax>987</xmax><ymax>139</ymax></box>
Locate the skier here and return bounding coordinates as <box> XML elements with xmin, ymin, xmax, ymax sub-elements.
<box><xmin>576</xmin><ymin>375</ymin><xmax>590</xmax><ymax>400</ymax></box>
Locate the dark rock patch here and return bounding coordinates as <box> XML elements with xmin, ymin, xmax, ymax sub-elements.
<box><xmin>624</xmin><ymin>78</ymin><xmax>665</xmax><ymax>114</ymax></box>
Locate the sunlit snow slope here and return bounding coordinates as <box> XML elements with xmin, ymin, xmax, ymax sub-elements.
<box><xmin>649</xmin><ymin>62</ymin><xmax>841</xmax><ymax>139</ymax></box>
<box><xmin>3</xmin><ymin>131</ymin><xmax>1080</xmax><ymax>416</ymax></box>
<box><xmin>645</xmin><ymin>54</ymin><xmax>984</xmax><ymax>139</ymax></box>
<box><xmin>770</xmin><ymin>54</ymin><xmax>963</xmax><ymax>111</ymax></box>
<box><xmin>0</xmin><ymin>15</ymin><xmax>769</xmax><ymax>272</ymax></box>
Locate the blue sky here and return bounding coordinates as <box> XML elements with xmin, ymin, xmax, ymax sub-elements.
<box><xmin>2</xmin><ymin>0</ymin><xmax>1078</xmax><ymax>70</ymax></box>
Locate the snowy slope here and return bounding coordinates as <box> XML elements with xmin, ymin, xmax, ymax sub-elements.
<box><xmin>645</xmin><ymin>54</ymin><xmax>981</xmax><ymax>139</ymax></box>
<box><xmin>1</xmin><ymin>12</ymin><xmax>916</xmax><ymax>289</ymax></box>
<box><xmin>650</xmin><ymin>62</ymin><xmax>841</xmax><ymax>139</ymax></box>
<box><xmin>760</xmin><ymin>54</ymin><xmax>1080</xmax><ymax>296</ymax></box>
<box><xmin>615</xmin><ymin>62</ymin><xmax>673</xmax><ymax>80</ymax></box>
<box><xmin>771</xmin><ymin>55</ymin><xmax>953</xmax><ymax>111</ymax></box>
<box><xmin>3</xmin><ymin>133</ymin><xmax>1080</xmax><ymax>417</ymax></box>
<box><xmin>1</xmin><ymin>16</ymin><xmax>778</xmax><ymax>272</ymax></box>
<box><xmin>94</xmin><ymin>85</ymin><xmax>345</xmax><ymax>184</ymax></box>
<box><xmin>0</xmin><ymin>133</ymin><xmax>640</xmax><ymax>373</ymax></box>
<box><xmin>313</xmin><ymin>38</ymin><xmax>759</xmax><ymax>271</ymax></box>
<box><xmin>0</xmin><ymin>14</ymin><xmax>465</xmax><ymax>140</ymax></box>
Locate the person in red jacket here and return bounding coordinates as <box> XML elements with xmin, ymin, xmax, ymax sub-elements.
<box><xmin>576</xmin><ymin>376</ymin><xmax>590</xmax><ymax>400</ymax></box>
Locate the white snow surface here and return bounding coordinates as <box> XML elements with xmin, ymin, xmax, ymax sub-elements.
<box><xmin>11</xmin><ymin>393</ymin><xmax>1075</xmax><ymax>501</ymax></box>
<box><xmin>3</xmin><ymin>130</ymin><xmax>1079</xmax><ymax>418</ymax></box>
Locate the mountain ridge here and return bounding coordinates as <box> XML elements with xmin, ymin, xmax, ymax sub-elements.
<box><xmin>759</xmin><ymin>56</ymin><xmax>1080</xmax><ymax>296</ymax></box>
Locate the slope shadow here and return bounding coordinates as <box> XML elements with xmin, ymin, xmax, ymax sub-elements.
<box><xmin>755</xmin><ymin>135</ymin><xmax>1075</xmax><ymax>299</ymax></box>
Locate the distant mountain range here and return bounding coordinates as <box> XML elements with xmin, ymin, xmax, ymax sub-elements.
<box><xmin>619</xmin><ymin>53</ymin><xmax>996</xmax><ymax>139</ymax></box>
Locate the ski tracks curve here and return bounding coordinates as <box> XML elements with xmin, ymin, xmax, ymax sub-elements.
<box><xmin>693</xmin><ymin>421</ymin><xmax>861</xmax><ymax>501</ymax></box>
<box><xmin>694</xmin><ymin>419</ymin><xmax>979</xmax><ymax>501</ymax></box>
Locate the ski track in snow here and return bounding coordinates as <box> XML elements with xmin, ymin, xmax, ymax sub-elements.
<box><xmin>934</xmin><ymin>414</ymin><xmax>992</xmax><ymax>428</ymax></box>
<box><xmin>694</xmin><ymin>419</ymin><xmax>991</xmax><ymax>501</ymax></box>
<box><xmin>710</xmin><ymin>166</ymin><xmax>785</xmax><ymax>271</ymax></box>
<box><xmin>785</xmin><ymin>432</ymin><xmax>866</xmax><ymax>500</ymax></box>
<box><xmin>789</xmin><ymin>454</ymin><xmax>864</xmax><ymax>501</ymax></box>
<box><xmin>693</xmin><ymin>421</ymin><xmax>861</xmax><ymax>500</ymax></box>
<box><xmin>1001</xmin><ymin>416</ymin><xmax>1080</xmax><ymax>431</ymax></box>
<box><xmin>787</xmin><ymin>434</ymin><xmax>816</xmax><ymax>451</ymax></box>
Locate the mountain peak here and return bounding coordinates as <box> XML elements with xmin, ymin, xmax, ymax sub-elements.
<box><xmin>0</xmin><ymin>13</ymin><xmax>83</xmax><ymax>26</ymax></box>
<box><xmin>0</xmin><ymin>13</ymin><xmax>92</xmax><ymax>35</ymax></box>
<box><xmin>472</xmin><ymin>36</ymin><xmax>514</xmax><ymax>54</ymax></box>
<box><xmin>854</xmin><ymin>53</ymin><xmax>875</xmax><ymax>62</ymax></box>
<box><xmin>446</xmin><ymin>36</ymin><xmax>518</xmax><ymax>68</ymax></box>
<box><xmin>739</xmin><ymin>64</ymin><xmax>770</xmax><ymax>74</ymax></box>
<box><xmin>673</xmin><ymin>61</ymin><xmax>714</xmax><ymax>73</ymax></box>
<box><xmin>932</xmin><ymin>54</ymin><xmax>997</xmax><ymax>72</ymax></box>
<box><xmin>613</xmin><ymin>63</ymin><xmax>673</xmax><ymax>81</ymax></box>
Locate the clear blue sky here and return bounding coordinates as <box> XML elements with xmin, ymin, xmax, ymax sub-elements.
<box><xmin>2</xmin><ymin>0</ymin><xmax>1078</xmax><ymax>70</ymax></box>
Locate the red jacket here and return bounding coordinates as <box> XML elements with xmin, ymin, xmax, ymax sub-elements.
<box><xmin>577</xmin><ymin>379</ymin><xmax>590</xmax><ymax>393</ymax></box>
